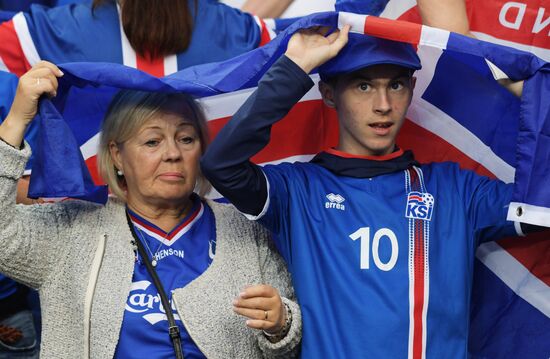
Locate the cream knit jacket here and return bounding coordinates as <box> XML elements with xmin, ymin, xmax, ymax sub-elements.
<box><xmin>0</xmin><ymin>141</ymin><xmax>301</xmax><ymax>358</ymax></box>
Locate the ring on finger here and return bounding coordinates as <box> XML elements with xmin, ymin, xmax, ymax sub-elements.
<box><xmin>264</xmin><ymin>310</ymin><xmax>268</xmax><ymax>320</ymax></box>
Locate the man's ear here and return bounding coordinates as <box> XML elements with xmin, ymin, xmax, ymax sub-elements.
<box><xmin>319</xmin><ymin>81</ymin><xmax>336</xmax><ymax>108</ymax></box>
<box><xmin>411</xmin><ymin>76</ymin><xmax>417</xmax><ymax>90</ymax></box>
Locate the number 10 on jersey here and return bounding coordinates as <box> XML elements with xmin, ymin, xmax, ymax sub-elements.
<box><xmin>349</xmin><ymin>227</ymin><xmax>399</xmax><ymax>271</ymax></box>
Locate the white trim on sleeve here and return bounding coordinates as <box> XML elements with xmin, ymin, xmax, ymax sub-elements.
<box><xmin>241</xmin><ymin>170</ymin><xmax>271</xmax><ymax>221</ymax></box>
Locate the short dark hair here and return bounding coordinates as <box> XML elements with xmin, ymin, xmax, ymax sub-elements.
<box><xmin>93</xmin><ymin>0</ymin><xmax>197</xmax><ymax>59</ymax></box>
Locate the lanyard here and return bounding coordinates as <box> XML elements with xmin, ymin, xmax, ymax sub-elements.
<box><xmin>126</xmin><ymin>211</ymin><xmax>185</xmax><ymax>359</ymax></box>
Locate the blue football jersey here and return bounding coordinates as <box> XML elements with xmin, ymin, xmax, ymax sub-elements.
<box><xmin>258</xmin><ymin>160</ymin><xmax>517</xmax><ymax>359</ymax></box>
<box><xmin>114</xmin><ymin>196</ymin><xmax>216</xmax><ymax>359</ymax></box>
<box><xmin>0</xmin><ymin>1</ymin><xmax>263</xmax><ymax>75</ymax></box>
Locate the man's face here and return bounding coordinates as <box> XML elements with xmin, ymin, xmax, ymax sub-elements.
<box><xmin>320</xmin><ymin>64</ymin><xmax>415</xmax><ymax>157</ymax></box>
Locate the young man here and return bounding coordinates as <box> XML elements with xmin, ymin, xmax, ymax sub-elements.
<box><xmin>202</xmin><ymin>27</ymin><xmax>524</xmax><ymax>358</ymax></box>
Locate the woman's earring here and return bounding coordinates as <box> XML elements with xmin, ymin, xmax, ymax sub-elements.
<box><xmin>117</xmin><ymin>169</ymin><xmax>124</xmax><ymax>176</ymax></box>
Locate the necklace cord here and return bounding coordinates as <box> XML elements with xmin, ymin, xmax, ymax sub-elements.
<box><xmin>126</xmin><ymin>211</ymin><xmax>185</xmax><ymax>359</ymax></box>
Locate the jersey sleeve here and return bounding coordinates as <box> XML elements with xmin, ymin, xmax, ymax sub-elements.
<box><xmin>253</xmin><ymin>164</ymin><xmax>294</xmax><ymax>262</ymax></box>
<box><xmin>457</xmin><ymin>165</ymin><xmax>519</xmax><ymax>243</ymax></box>
<box><xmin>201</xmin><ymin>55</ymin><xmax>314</xmax><ymax>217</ymax></box>
<box><xmin>201</xmin><ymin>55</ymin><xmax>313</xmax><ymax>262</ymax></box>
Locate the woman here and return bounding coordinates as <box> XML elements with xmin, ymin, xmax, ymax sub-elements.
<box><xmin>1</xmin><ymin>0</ymin><xmax>271</xmax><ymax>203</ymax></box>
<box><xmin>0</xmin><ymin>62</ymin><xmax>301</xmax><ymax>358</ymax></box>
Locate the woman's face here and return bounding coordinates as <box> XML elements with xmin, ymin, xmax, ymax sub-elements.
<box><xmin>110</xmin><ymin>111</ymin><xmax>201</xmax><ymax>209</ymax></box>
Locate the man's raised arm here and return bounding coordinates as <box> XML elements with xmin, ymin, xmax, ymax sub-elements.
<box><xmin>201</xmin><ymin>26</ymin><xmax>349</xmax><ymax>216</ymax></box>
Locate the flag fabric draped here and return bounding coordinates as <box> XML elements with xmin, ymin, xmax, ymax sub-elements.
<box><xmin>26</xmin><ymin>11</ymin><xmax>550</xmax><ymax>357</ymax></box>
<box><xmin>0</xmin><ymin>70</ymin><xmax>17</xmax><ymax>119</ymax></box>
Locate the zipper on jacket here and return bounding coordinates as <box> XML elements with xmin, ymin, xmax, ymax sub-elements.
<box><xmin>83</xmin><ymin>233</ymin><xmax>106</xmax><ymax>359</ymax></box>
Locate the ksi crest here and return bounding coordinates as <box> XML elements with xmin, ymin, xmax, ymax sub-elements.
<box><xmin>405</xmin><ymin>191</ymin><xmax>435</xmax><ymax>221</ymax></box>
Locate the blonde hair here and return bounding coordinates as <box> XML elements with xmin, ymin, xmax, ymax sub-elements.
<box><xmin>98</xmin><ymin>90</ymin><xmax>210</xmax><ymax>201</ymax></box>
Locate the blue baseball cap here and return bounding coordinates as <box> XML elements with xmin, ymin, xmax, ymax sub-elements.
<box><xmin>318</xmin><ymin>33</ymin><xmax>422</xmax><ymax>82</ymax></box>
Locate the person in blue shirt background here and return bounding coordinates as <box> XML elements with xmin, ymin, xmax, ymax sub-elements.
<box><xmin>0</xmin><ymin>0</ymin><xmax>270</xmax><ymax>77</ymax></box>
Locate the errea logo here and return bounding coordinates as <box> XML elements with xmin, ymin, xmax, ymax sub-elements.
<box><xmin>325</xmin><ymin>193</ymin><xmax>346</xmax><ymax>211</ymax></box>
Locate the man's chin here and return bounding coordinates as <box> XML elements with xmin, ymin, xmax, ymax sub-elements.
<box><xmin>365</xmin><ymin>142</ymin><xmax>396</xmax><ymax>157</ymax></box>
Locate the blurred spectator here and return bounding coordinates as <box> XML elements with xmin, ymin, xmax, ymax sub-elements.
<box><xmin>417</xmin><ymin>0</ymin><xmax>471</xmax><ymax>36</ymax></box>
<box><xmin>0</xmin><ymin>0</ymin><xmax>271</xmax><ymax>77</ymax></box>
<box><xmin>416</xmin><ymin>0</ymin><xmax>523</xmax><ymax>96</ymax></box>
